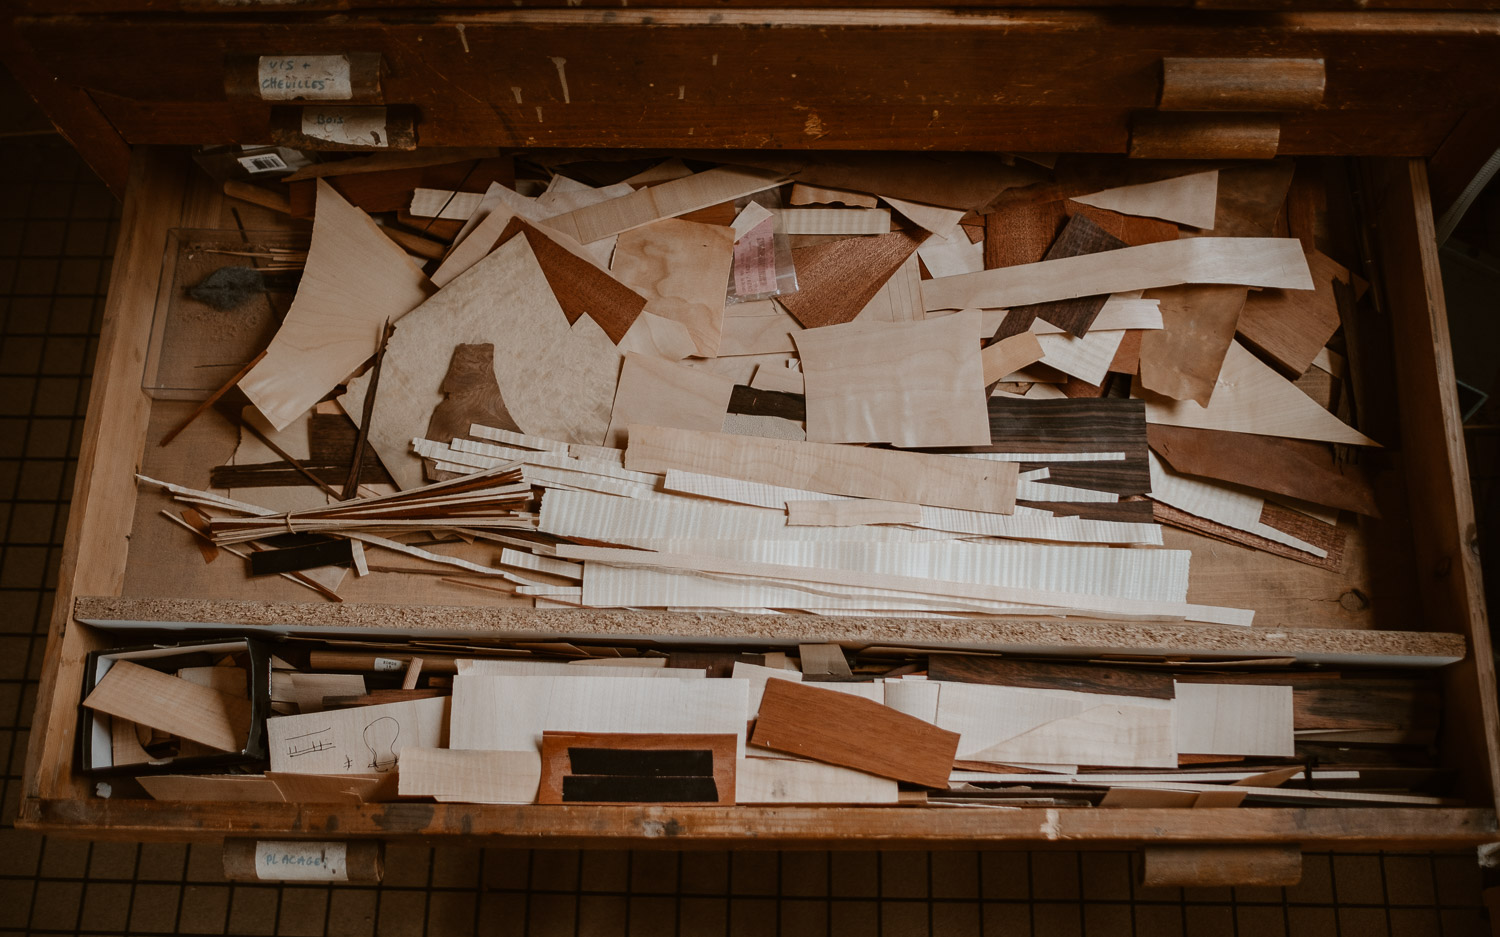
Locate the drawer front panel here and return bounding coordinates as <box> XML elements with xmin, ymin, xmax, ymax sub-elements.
<box><xmin>14</xmin><ymin>12</ymin><xmax>1500</xmax><ymax>154</ymax></box>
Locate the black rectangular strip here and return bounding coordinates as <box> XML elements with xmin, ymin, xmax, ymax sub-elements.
<box><xmin>929</xmin><ymin>397</ymin><xmax>1148</xmax><ymax>454</ymax></box>
<box><xmin>248</xmin><ymin>537</ymin><xmax>354</xmax><ymax>576</ymax></box>
<box><xmin>567</xmin><ymin>747</ymin><xmax>715</xmax><ymax>778</ymax></box>
<box><xmin>561</xmin><ymin>775</ymin><xmax>720</xmax><ymax>803</ymax></box>
<box><xmin>727</xmin><ymin>385</ymin><xmax>806</xmax><ymax>422</ymax></box>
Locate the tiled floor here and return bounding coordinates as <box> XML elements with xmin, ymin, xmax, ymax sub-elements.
<box><xmin>0</xmin><ymin>139</ymin><xmax>1492</xmax><ymax>937</ymax></box>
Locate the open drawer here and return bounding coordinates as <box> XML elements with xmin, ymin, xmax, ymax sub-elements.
<box><xmin>12</xmin><ymin>142</ymin><xmax>1497</xmax><ymax>870</ymax></box>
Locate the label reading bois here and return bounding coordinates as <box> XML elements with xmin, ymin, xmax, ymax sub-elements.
<box><xmin>257</xmin><ymin>55</ymin><xmax>353</xmax><ymax>101</ymax></box>
<box><xmin>253</xmin><ymin>841</ymin><xmax>349</xmax><ymax>881</ymax></box>
<box><xmin>300</xmin><ymin>108</ymin><xmax>388</xmax><ymax>148</ymax></box>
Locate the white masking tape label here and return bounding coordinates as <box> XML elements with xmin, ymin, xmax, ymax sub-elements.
<box><xmin>372</xmin><ymin>657</ymin><xmax>404</xmax><ymax>672</ymax></box>
<box><xmin>300</xmin><ymin>108</ymin><xmax>388</xmax><ymax>148</ymax></box>
<box><xmin>254</xmin><ymin>841</ymin><xmax>349</xmax><ymax>881</ymax></box>
<box><xmin>258</xmin><ymin>56</ymin><xmax>353</xmax><ymax>101</ymax></box>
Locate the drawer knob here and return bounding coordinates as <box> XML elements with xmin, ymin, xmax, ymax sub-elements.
<box><xmin>222</xmin><ymin>838</ymin><xmax>385</xmax><ymax>883</ymax></box>
<box><xmin>1142</xmin><ymin>844</ymin><xmax>1302</xmax><ymax>887</ymax></box>
<box><xmin>269</xmin><ymin>105</ymin><xmax>418</xmax><ymax>151</ymax></box>
<box><xmin>1130</xmin><ymin>113</ymin><xmax>1281</xmax><ymax>160</ymax></box>
<box><xmin>225</xmin><ymin>53</ymin><xmax>386</xmax><ymax>105</ymax></box>
<box><xmin>1161</xmin><ymin>57</ymin><xmax>1326</xmax><ymax>112</ymax></box>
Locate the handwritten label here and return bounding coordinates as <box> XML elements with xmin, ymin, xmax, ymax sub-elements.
<box><xmin>266</xmin><ymin>695</ymin><xmax>447</xmax><ymax>775</ymax></box>
<box><xmin>254</xmin><ymin>841</ymin><xmax>348</xmax><ymax>881</ymax></box>
<box><xmin>300</xmin><ymin>108</ymin><xmax>388</xmax><ymax>148</ymax></box>
<box><xmin>257</xmin><ymin>56</ymin><xmax>353</xmax><ymax>101</ymax></box>
<box><xmin>733</xmin><ymin>216</ymin><xmax>778</xmax><ymax>297</ymax></box>
<box><xmin>372</xmin><ymin>657</ymin><xmax>403</xmax><ymax>672</ymax></box>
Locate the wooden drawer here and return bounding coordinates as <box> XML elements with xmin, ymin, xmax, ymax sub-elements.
<box><xmin>9</xmin><ymin>140</ymin><xmax>1497</xmax><ymax>860</ymax></box>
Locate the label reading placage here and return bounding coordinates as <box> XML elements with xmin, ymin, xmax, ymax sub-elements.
<box><xmin>253</xmin><ymin>841</ymin><xmax>349</xmax><ymax>881</ymax></box>
<box><xmin>300</xmin><ymin>108</ymin><xmax>388</xmax><ymax>148</ymax></box>
<box><xmin>258</xmin><ymin>56</ymin><xmax>353</xmax><ymax>101</ymax></box>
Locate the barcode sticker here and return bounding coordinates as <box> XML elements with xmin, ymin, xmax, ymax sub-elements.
<box><xmin>237</xmin><ymin>153</ymin><xmax>289</xmax><ymax>174</ymax></box>
<box><xmin>257</xmin><ymin>55</ymin><xmax>353</xmax><ymax>101</ymax></box>
<box><xmin>254</xmin><ymin>841</ymin><xmax>349</xmax><ymax>881</ymax></box>
<box><xmin>300</xmin><ymin>108</ymin><xmax>388</xmax><ymax>148</ymax></box>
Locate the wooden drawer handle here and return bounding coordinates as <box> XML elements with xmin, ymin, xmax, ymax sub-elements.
<box><xmin>1161</xmin><ymin>58</ymin><xmax>1326</xmax><ymax>112</ymax></box>
<box><xmin>269</xmin><ymin>105</ymin><xmax>418</xmax><ymax>151</ymax></box>
<box><xmin>225</xmin><ymin>53</ymin><xmax>386</xmax><ymax>104</ymax></box>
<box><xmin>1142</xmin><ymin>844</ymin><xmax>1302</xmax><ymax>887</ymax></box>
<box><xmin>223</xmin><ymin>838</ymin><xmax>384</xmax><ymax>883</ymax></box>
<box><xmin>1130</xmin><ymin>113</ymin><xmax>1281</xmax><ymax>160</ymax></box>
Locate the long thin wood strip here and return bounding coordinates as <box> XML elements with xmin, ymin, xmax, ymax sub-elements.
<box><xmin>625</xmin><ymin>425</ymin><xmax>1018</xmax><ymax>514</ymax></box>
<box><xmin>540</xmin><ymin>489</ymin><xmax>938</xmax><ymax>547</ymax></box>
<box><xmin>751</xmin><ymin>679</ymin><xmax>959</xmax><ymax>788</ymax></box>
<box><xmin>786</xmin><ymin>500</ymin><xmax>923</xmax><ymax>527</ymax></box>
<box><xmin>1147</xmin><ymin>452</ymin><xmax>1328</xmax><ymax>558</ymax></box>
<box><xmin>971</xmin><ymin>297</ymin><xmax>1165</xmax><ymax>336</ymax></box>
<box><xmin>573</xmin><ymin>537</ymin><xmax>1190</xmax><ymax>605</ymax></box>
<box><xmin>342</xmin><ymin>322</ymin><xmax>392</xmax><ymax>500</ymax></box>
<box><xmin>545</xmin><ymin>166</ymin><xmax>787</xmax><ymax>244</ymax></box>
<box><xmin>556</xmin><ymin>545</ymin><xmax>1254</xmax><ymax>626</ymax></box>
<box><xmin>159</xmin><ymin>351</ymin><xmax>268</xmax><ymax>448</ymax></box>
<box><xmin>1011</xmin><ymin>213</ymin><xmax>1128</xmax><ymax>338</ymax></box>
<box><xmin>922</xmin><ymin>237</ymin><xmax>1312</xmax><ymax>312</ymax></box>
<box><xmin>580</xmin><ymin>563</ymin><xmax>1046</xmax><ymax>615</ymax></box>
<box><xmin>1149</xmin><ymin>500</ymin><xmax>1347</xmax><ymax>572</ymax></box>
<box><xmin>456</xmin><ymin>659</ymin><xmax>699</xmax><ymax>678</ymax></box>
<box><xmin>659</xmin><ymin>470</ymin><xmax>1161</xmax><ymax>545</ymax></box>
<box><xmin>83</xmin><ymin>660</ymin><xmax>252</xmax><ymax>753</ymax></box>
